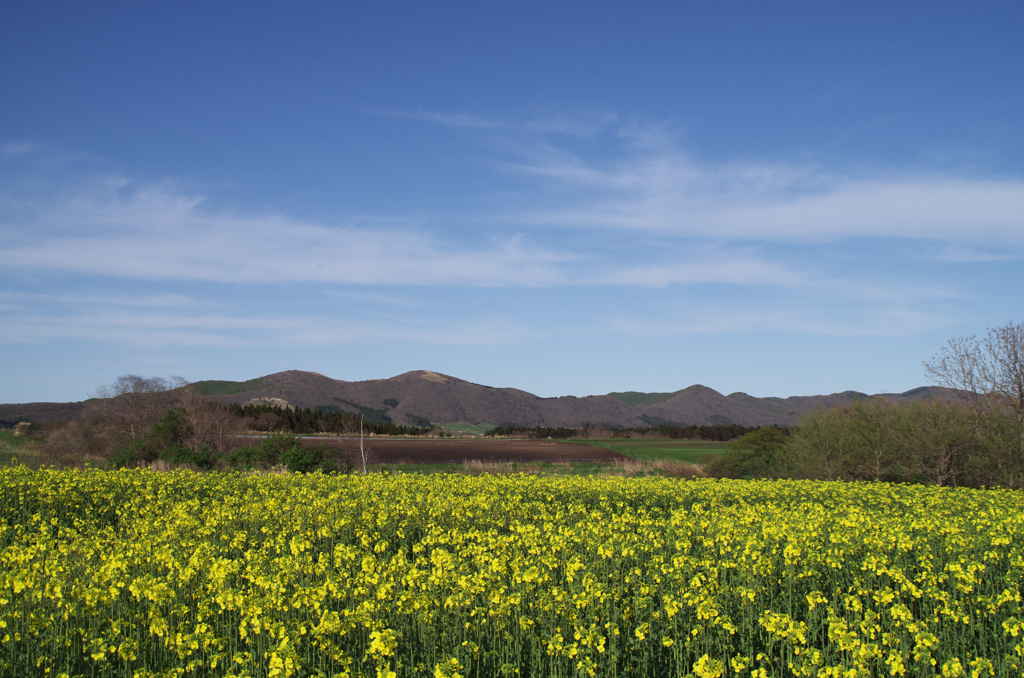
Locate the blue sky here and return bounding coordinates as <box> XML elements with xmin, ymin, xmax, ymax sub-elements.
<box><xmin>2</xmin><ymin>2</ymin><xmax>1022</xmax><ymax>403</ymax></box>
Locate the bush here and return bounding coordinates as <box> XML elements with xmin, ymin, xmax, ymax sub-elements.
<box><xmin>109</xmin><ymin>435</ymin><xmax>157</xmax><ymax>468</ymax></box>
<box><xmin>42</xmin><ymin>420</ymin><xmax>108</xmax><ymax>467</ymax></box>
<box><xmin>158</xmin><ymin>444</ymin><xmax>216</xmax><ymax>470</ymax></box>
<box><xmin>782</xmin><ymin>398</ymin><xmax>1022</xmax><ymax>488</ymax></box>
<box><xmin>148</xmin><ymin>408</ymin><xmax>192</xmax><ymax>450</ymax></box>
<box><xmin>279</xmin><ymin>442</ymin><xmax>322</xmax><ymax>474</ymax></box>
<box><xmin>704</xmin><ymin>427</ymin><xmax>791</xmax><ymax>479</ymax></box>
<box><xmin>228</xmin><ymin>437</ymin><xmax>354</xmax><ymax>474</ymax></box>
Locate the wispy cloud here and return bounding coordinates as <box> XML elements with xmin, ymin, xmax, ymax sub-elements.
<box><xmin>3</xmin><ymin>116</ymin><xmax>1017</xmax><ymax>356</ymax></box>
<box><xmin>1</xmin><ymin>142</ymin><xmax>39</xmax><ymax>158</ymax></box>
<box><xmin>931</xmin><ymin>245</ymin><xmax>1022</xmax><ymax>263</ymax></box>
<box><xmin>0</xmin><ymin>290</ymin><xmax>201</xmax><ymax>309</ymax></box>
<box><xmin>1</xmin><ymin>178</ymin><xmax>575</xmax><ymax>287</ymax></box>
<box><xmin>711</xmin><ymin>178</ymin><xmax>1024</xmax><ymax>243</ymax></box>
<box><xmin>0</xmin><ymin>304</ymin><xmax>537</xmax><ymax>349</ymax></box>
<box><xmin>364</xmin><ymin>108</ymin><xmax>619</xmax><ymax>136</ymax></box>
<box><xmin>1</xmin><ymin>170</ymin><xmax>818</xmax><ymax>291</ymax></box>
<box><xmin>508</xmin><ymin>147</ymin><xmax>1024</xmax><ymax>245</ymax></box>
<box><xmin>599</xmin><ymin>303</ymin><xmax>951</xmax><ymax>339</ymax></box>
<box><xmin>388</xmin><ymin>111</ymin><xmax>1022</xmax><ymax>249</ymax></box>
<box><xmin>325</xmin><ymin>289</ymin><xmax>428</xmax><ymax>309</ymax></box>
<box><xmin>586</xmin><ymin>257</ymin><xmax>805</xmax><ymax>288</ymax></box>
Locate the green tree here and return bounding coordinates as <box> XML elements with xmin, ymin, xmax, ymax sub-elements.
<box><xmin>890</xmin><ymin>399</ymin><xmax>977</xmax><ymax>487</ymax></box>
<box><xmin>846</xmin><ymin>398</ymin><xmax>901</xmax><ymax>482</ymax></box>
<box><xmin>705</xmin><ymin>427</ymin><xmax>791</xmax><ymax>479</ymax></box>
<box><xmin>789</xmin><ymin>407</ymin><xmax>862</xmax><ymax>481</ymax></box>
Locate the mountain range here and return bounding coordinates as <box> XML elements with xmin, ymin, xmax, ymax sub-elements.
<box><xmin>1</xmin><ymin>370</ymin><xmax>947</xmax><ymax>428</ymax></box>
<box><xmin>192</xmin><ymin>370</ymin><xmax>945</xmax><ymax>428</ymax></box>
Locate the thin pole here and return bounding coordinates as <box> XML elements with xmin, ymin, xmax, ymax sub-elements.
<box><xmin>360</xmin><ymin>414</ymin><xmax>367</xmax><ymax>474</ymax></box>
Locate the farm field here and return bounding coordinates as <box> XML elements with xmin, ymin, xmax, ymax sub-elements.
<box><xmin>311</xmin><ymin>437</ymin><xmax>627</xmax><ymax>465</ymax></box>
<box><xmin>2</xmin><ymin>469</ymin><xmax>1022</xmax><ymax>677</ymax></box>
<box><xmin>581</xmin><ymin>439</ymin><xmax>731</xmax><ymax>464</ymax></box>
<box><xmin>0</xmin><ymin>429</ymin><xmax>38</xmax><ymax>468</ymax></box>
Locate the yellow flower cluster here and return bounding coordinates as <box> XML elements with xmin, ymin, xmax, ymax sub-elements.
<box><xmin>1</xmin><ymin>467</ymin><xmax>1022</xmax><ymax>677</ymax></box>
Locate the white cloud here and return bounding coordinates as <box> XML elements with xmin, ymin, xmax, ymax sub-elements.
<box><xmin>598</xmin><ymin>303</ymin><xmax>950</xmax><ymax>339</ymax></box>
<box><xmin>931</xmin><ymin>245</ymin><xmax>1023</xmax><ymax>263</ymax></box>
<box><xmin>0</xmin><ymin>290</ymin><xmax>200</xmax><ymax>308</ymax></box>
<box><xmin>435</xmin><ymin>114</ymin><xmax>1023</xmax><ymax>246</ymax></box>
<box><xmin>1</xmin><ymin>172</ymin><xmax>818</xmax><ymax>291</ymax></box>
<box><xmin>0</xmin><ymin>304</ymin><xmax>536</xmax><ymax>349</ymax></box>
<box><xmin>365</xmin><ymin>108</ymin><xmax>620</xmax><ymax>136</ymax></box>
<box><xmin>712</xmin><ymin>178</ymin><xmax>1024</xmax><ymax>243</ymax></box>
<box><xmin>3</xmin><ymin>117</ymin><xmax>1019</xmax><ymax>328</ymax></box>
<box><xmin>513</xmin><ymin>148</ymin><xmax>1024</xmax><ymax>245</ymax></box>
<box><xmin>1</xmin><ymin>179</ymin><xmax>573</xmax><ymax>287</ymax></box>
<box><xmin>588</xmin><ymin>258</ymin><xmax>805</xmax><ymax>288</ymax></box>
<box><xmin>325</xmin><ymin>289</ymin><xmax>428</xmax><ymax>308</ymax></box>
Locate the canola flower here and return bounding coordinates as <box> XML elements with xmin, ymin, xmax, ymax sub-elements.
<box><xmin>1</xmin><ymin>467</ymin><xmax>1022</xmax><ymax>677</ymax></box>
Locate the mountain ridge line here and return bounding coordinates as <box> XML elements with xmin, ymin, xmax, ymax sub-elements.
<box><xmin>1</xmin><ymin>369</ymin><xmax>947</xmax><ymax>428</ymax></box>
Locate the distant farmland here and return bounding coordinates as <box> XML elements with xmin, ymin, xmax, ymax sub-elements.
<box><xmin>580</xmin><ymin>439</ymin><xmax>729</xmax><ymax>464</ymax></box>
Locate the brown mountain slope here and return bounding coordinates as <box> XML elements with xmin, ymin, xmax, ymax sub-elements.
<box><xmin>1</xmin><ymin>371</ymin><xmax>950</xmax><ymax>427</ymax></box>
<box><xmin>201</xmin><ymin>370</ymin><xmax>948</xmax><ymax>428</ymax></box>
<box><xmin>640</xmin><ymin>385</ymin><xmax>797</xmax><ymax>426</ymax></box>
<box><xmin>0</xmin><ymin>401</ymin><xmax>87</xmax><ymax>425</ymax></box>
<box><xmin>639</xmin><ymin>386</ymin><xmax>953</xmax><ymax>427</ymax></box>
<box><xmin>209</xmin><ymin>370</ymin><xmax>649</xmax><ymax>428</ymax></box>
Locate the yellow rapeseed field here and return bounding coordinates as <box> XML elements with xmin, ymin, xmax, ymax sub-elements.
<box><xmin>1</xmin><ymin>468</ymin><xmax>1022</xmax><ymax>677</ymax></box>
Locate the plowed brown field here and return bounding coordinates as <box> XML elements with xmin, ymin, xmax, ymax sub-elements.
<box><xmin>307</xmin><ymin>438</ymin><xmax>625</xmax><ymax>464</ymax></box>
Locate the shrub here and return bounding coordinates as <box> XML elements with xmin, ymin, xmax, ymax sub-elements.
<box><xmin>227</xmin><ymin>437</ymin><xmax>353</xmax><ymax>474</ymax></box>
<box><xmin>158</xmin><ymin>444</ymin><xmax>217</xmax><ymax>470</ymax></box>
<box><xmin>704</xmin><ymin>427</ymin><xmax>791</xmax><ymax>479</ymax></box>
<box><xmin>279</xmin><ymin>442</ymin><xmax>322</xmax><ymax>473</ymax></box>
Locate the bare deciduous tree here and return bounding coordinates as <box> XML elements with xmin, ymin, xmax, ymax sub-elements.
<box><xmin>87</xmin><ymin>374</ymin><xmax>188</xmax><ymax>441</ymax></box>
<box><xmin>891</xmin><ymin>399</ymin><xmax>975</xmax><ymax>487</ymax></box>
<box><xmin>924</xmin><ymin>321</ymin><xmax>1024</xmax><ymax>486</ymax></box>
<box><xmin>848</xmin><ymin>398</ymin><xmax>901</xmax><ymax>482</ymax></box>
<box><xmin>255</xmin><ymin>411</ymin><xmax>282</xmax><ymax>432</ymax></box>
<box><xmin>178</xmin><ymin>387</ymin><xmax>244</xmax><ymax>454</ymax></box>
<box><xmin>42</xmin><ymin>420</ymin><xmax>107</xmax><ymax>467</ymax></box>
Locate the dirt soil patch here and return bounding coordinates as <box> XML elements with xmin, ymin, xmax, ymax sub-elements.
<box><xmin>309</xmin><ymin>438</ymin><xmax>625</xmax><ymax>464</ymax></box>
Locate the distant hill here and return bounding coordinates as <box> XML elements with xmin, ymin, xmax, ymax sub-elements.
<box><xmin>197</xmin><ymin>370</ymin><xmax>948</xmax><ymax>428</ymax></box>
<box><xmin>1</xmin><ymin>370</ymin><xmax>950</xmax><ymax>428</ymax></box>
<box><xmin>0</xmin><ymin>401</ymin><xmax>87</xmax><ymax>427</ymax></box>
<box><xmin>201</xmin><ymin>370</ymin><xmax>650</xmax><ymax>429</ymax></box>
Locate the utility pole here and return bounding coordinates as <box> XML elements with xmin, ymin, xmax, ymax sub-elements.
<box><xmin>360</xmin><ymin>414</ymin><xmax>367</xmax><ymax>474</ymax></box>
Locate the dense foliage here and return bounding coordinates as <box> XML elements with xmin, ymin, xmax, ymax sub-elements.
<box><xmin>483</xmin><ymin>425</ymin><xmax>583</xmax><ymax>439</ymax></box>
<box><xmin>645</xmin><ymin>424</ymin><xmax>762</xmax><ymax>441</ymax></box>
<box><xmin>2</xmin><ymin>469</ymin><xmax>1022</xmax><ymax>677</ymax></box>
<box><xmin>227</xmin><ymin>404</ymin><xmax>432</xmax><ymax>437</ymax></box>
<box><xmin>227</xmin><ymin>436</ymin><xmax>355</xmax><ymax>474</ymax></box>
<box><xmin>707</xmin><ymin>398</ymin><xmax>1024</xmax><ymax>489</ymax></box>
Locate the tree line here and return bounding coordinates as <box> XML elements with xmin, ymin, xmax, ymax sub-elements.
<box><xmin>483</xmin><ymin>423</ymin><xmax>763</xmax><ymax>440</ymax></box>
<box><xmin>484</xmin><ymin>425</ymin><xmax>584</xmax><ymax>439</ymax></box>
<box><xmin>646</xmin><ymin>423</ymin><xmax>762</xmax><ymax>441</ymax></box>
<box><xmin>225</xmin><ymin>403</ymin><xmax>432</xmax><ymax>436</ymax></box>
<box><xmin>33</xmin><ymin>376</ymin><xmax>430</xmax><ymax>472</ymax></box>
<box><xmin>708</xmin><ymin>322</ymin><xmax>1024</xmax><ymax>489</ymax></box>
